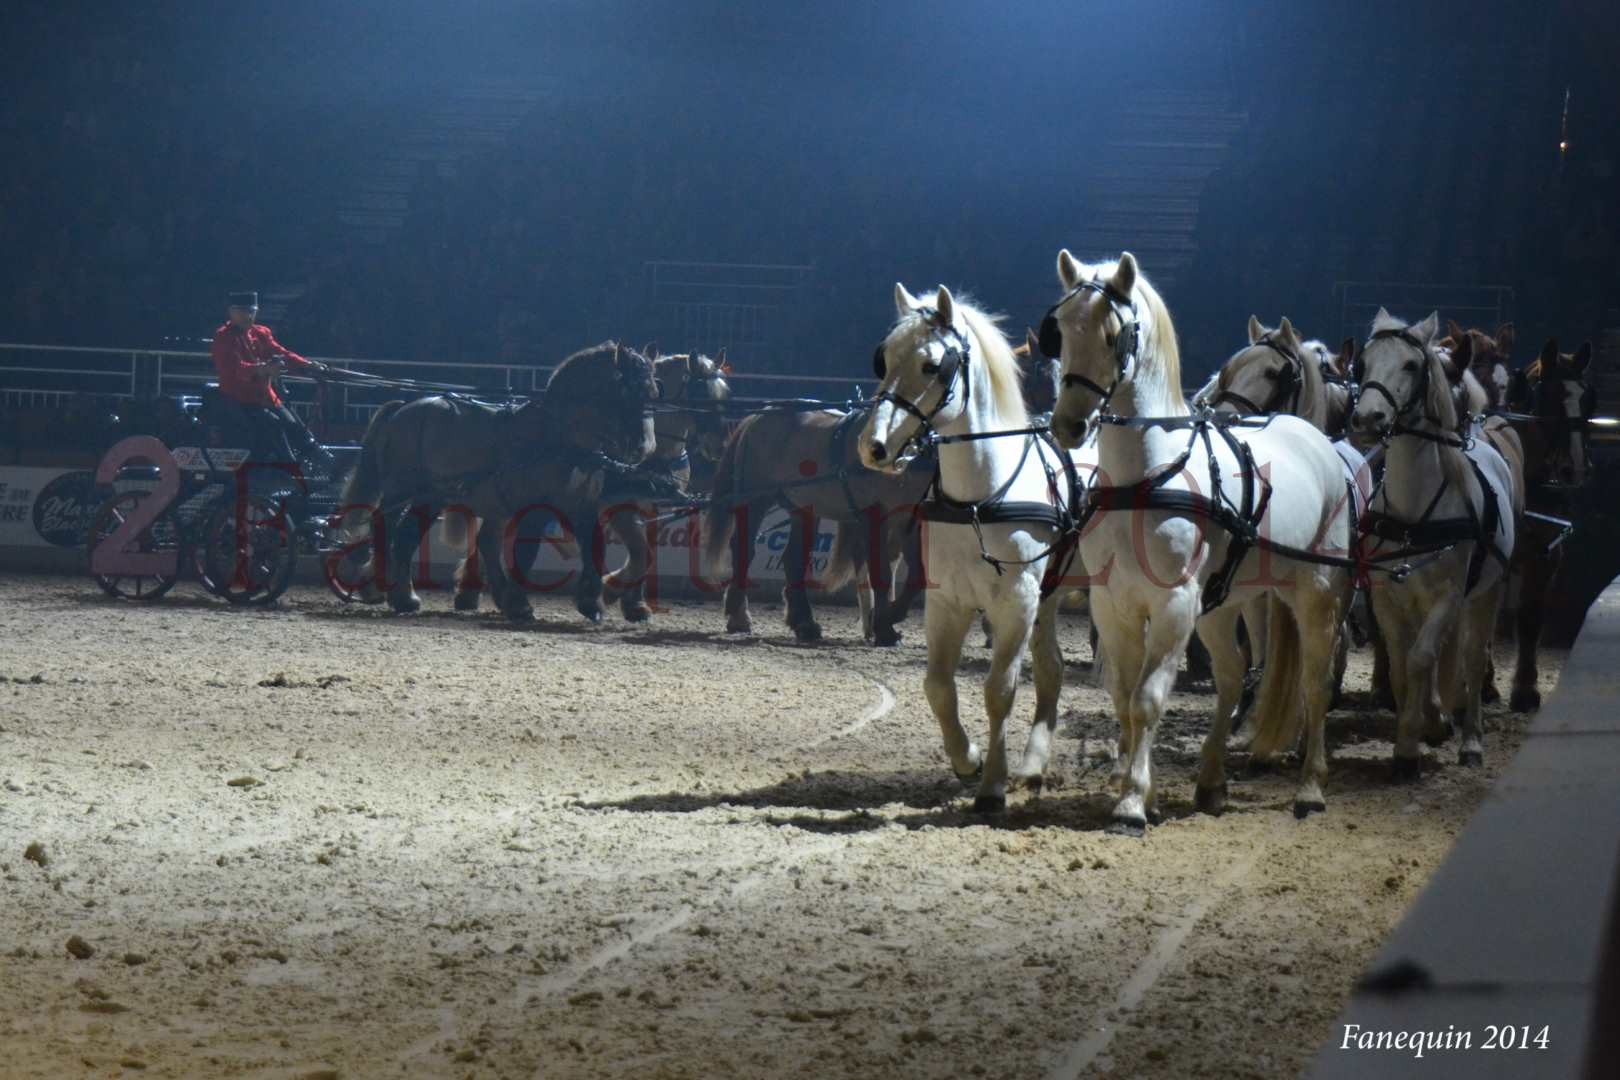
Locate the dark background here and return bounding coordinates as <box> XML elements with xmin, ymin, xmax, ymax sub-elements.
<box><xmin>2</xmin><ymin>0</ymin><xmax>1616</xmax><ymax>379</ymax></box>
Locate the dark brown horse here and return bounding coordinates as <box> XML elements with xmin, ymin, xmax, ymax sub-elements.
<box><xmin>1442</xmin><ymin>324</ymin><xmax>1590</xmax><ymax>710</ymax></box>
<box><xmin>592</xmin><ymin>349</ymin><xmax>733</xmax><ymax>620</ymax></box>
<box><xmin>338</xmin><ymin>342</ymin><xmax>659</xmax><ymax>621</ymax></box>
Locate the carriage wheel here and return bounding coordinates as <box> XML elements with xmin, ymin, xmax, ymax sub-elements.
<box><xmin>86</xmin><ymin>491</ymin><xmax>182</xmax><ymax>602</ymax></box>
<box><xmin>201</xmin><ymin>496</ymin><xmax>299</xmax><ymax>606</ymax></box>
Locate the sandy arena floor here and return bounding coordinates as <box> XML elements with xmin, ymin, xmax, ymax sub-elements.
<box><xmin>0</xmin><ymin>573</ymin><xmax>1560</xmax><ymax>1079</ymax></box>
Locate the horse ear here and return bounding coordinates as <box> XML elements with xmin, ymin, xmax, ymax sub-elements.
<box><xmin>1336</xmin><ymin>337</ymin><xmax>1355</xmax><ymax>374</ymax></box>
<box><xmin>1057</xmin><ymin>249</ymin><xmax>1084</xmax><ymax>290</ymax></box>
<box><xmin>1572</xmin><ymin>341</ymin><xmax>1593</xmax><ymax>373</ymax></box>
<box><xmin>1026</xmin><ymin>327</ymin><xmax>1041</xmax><ymax>354</ymax></box>
<box><xmin>1247</xmin><ymin>315</ymin><xmax>1264</xmax><ymax>344</ymax></box>
<box><xmin>684</xmin><ymin>353</ymin><xmax>697</xmax><ymax>375</ymax></box>
<box><xmin>894</xmin><ymin>282</ymin><xmax>919</xmax><ymax>316</ymax></box>
<box><xmin>713</xmin><ymin>347</ymin><xmax>726</xmax><ymax>368</ymax></box>
<box><xmin>1110</xmin><ymin>252</ymin><xmax>1138</xmax><ymax>296</ymax></box>
<box><xmin>1277</xmin><ymin>316</ymin><xmax>1297</xmax><ymax>345</ymax></box>
<box><xmin>643</xmin><ymin>341</ymin><xmax>660</xmax><ymax>360</ymax></box>
<box><xmin>1446</xmin><ymin>318</ymin><xmax>1466</xmax><ymax>343</ymax></box>
<box><xmin>1496</xmin><ymin>322</ymin><xmax>1515</xmax><ymax>355</ymax></box>
<box><xmin>933</xmin><ymin>285</ymin><xmax>955</xmax><ymax>326</ymax></box>
<box><xmin>1372</xmin><ymin>306</ymin><xmax>1394</xmax><ymax>330</ymax></box>
<box><xmin>1451</xmin><ymin>332</ymin><xmax>1474</xmax><ymax>369</ymax></box>
<box><xmin>1540</xmin><ymin>337</ymin><xmax>1560</xmax><ymax>365</ymax></box>
<box><xmin>1412</xmin><ymin>311</ymin><xmax>1440</xmax><ymax>344</ymax></box>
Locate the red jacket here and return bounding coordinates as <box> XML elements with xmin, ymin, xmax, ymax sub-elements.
<box><xmin>211</xmin><ymin>322</ymin><xmax>310</xmax><ymax>406</ymax></box>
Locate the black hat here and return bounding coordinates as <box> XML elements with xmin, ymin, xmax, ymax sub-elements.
<box><xmin>227</xmin><ymin>291</ymin><xmax>259</xmax><ymax>309</ymax></box>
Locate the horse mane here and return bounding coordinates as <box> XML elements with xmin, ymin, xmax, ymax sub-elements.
<box><xmin>1112</xmin><ymin>261</ymin><xmax>1185</xmax><ymax>411</ymax></box>
<box><xmin>911</xmin><ymin>290</ymin><xmax>1028</xmax><ymax>427</ymax></box>
<box><xmin>1295</xmin><ymin>335</ymin><xmax>1328</xmax><ymax>429</ymax></box>
<box><xmin>546</xmin><ymin>340</ymin><xmax>633</xmax><ymax>395</ymax></box>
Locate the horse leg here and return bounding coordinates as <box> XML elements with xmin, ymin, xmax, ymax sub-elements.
<box><xmin>975</xmin><ymin>593</ymin><xmax>1037</xmax><ymax>813</ymax></box>
<box><xmin>1113</xmin><ymin>588</ymin><xmax>1197</xmax><ymax>833</ymax></box>
<box><xmin>1510</xmin><ymin>549</ymin><xmax>1555</xmax><ymax>711</ymax></box>
<box><xmin>1011</xmin><ymin>594</ymin><xmax>1063</xmax><ymax>792</ymax></box>
<box><xmin>782</xmin><ymin>509</ymin><xmax>822</xmax><ymax>642</ymax></box>
<box><xmin>386</xmin><ymin>505</ymin><xmax>431</xmax><ymax>614</ymax></box>
<box><xmin>570</xmin><ymin>503</ymin><xmax>606</xmax><ymax>623</ymax></box>
<box><xmin>1193</xmin><ymin>602</ymin><xmax>1247</xmax><ymax>815</ymax></box>
<box><xmin>1369</xmin><ymin>602</ymin><xmax>1396</xmax><ymax>711</ymax></box>
<box><xmin>1458</xmin><ymin>584</ymin><xmax>1505</xmax><ymax>767</ymax></box>
<box><xmin>723</xmin><ymin>502</ymin><xmax>762</xmax><ymax>634</ymax></box>
<box><xmin>1087</xmin><ymin>597</ymin><xmax>1131</xmax><ymax>779</ymax></box>
<box><xmin>481</xmin><ymin>517</ymin><xmax>534</xmax><ymax>622</ymax></box>
<box><xmin>1390</xmin><ymin>590</ymin><xmax>1458</xmax><ymax>780</ymax></box>
<box><xmin>604</xmin><ymin>505</ymin><xmax>652</xmax><ymax>622</ymax></box>
<box><xmin>923</xmin><ymin>595</ymin><xmax>983</xmax><ymax>783</ymax></box>
<box><xmin>873</xmin><ymin>520</ymin><xmax>923</xmax><ymax>647</ymax></box>
<box><xmin>1426</xmin><ymin>623</ymin><xmax>1462</xmax><ymax>747</ymax></box>
<box><xmin>1229</xmin><ymin>592</ymin><xmax>1270</xmax><ymax>745</ymax></box>
<box><xmin>451</xmin><ymin>513</ymin><xmax>484</xmax><ymax>611</ymax></box>
<box><xmin>1292</xmin><ymin>585</ymin><xmax>1347</xmax><ymax>817</ymax></box>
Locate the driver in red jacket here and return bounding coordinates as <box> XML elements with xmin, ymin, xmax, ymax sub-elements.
<box><xmin>210</xmin><ymin>291</ymin><xmax>333</xmax><ymax>473</ymax></box>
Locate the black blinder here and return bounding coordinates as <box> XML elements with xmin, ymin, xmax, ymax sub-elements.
<box><xmin>872</xmin><ymin>343</ymin><xmax>887</xmax><ymax>379</ymax></box>
<box><xmin>1037</xmin><ymin>310</ymin><xmax>1063</xmax><ymax>359</ymax></box>
<box><xmin>1114</xmin><ymin>320</ymin><xmax>1138</xmax><ymax>368</ymax></box>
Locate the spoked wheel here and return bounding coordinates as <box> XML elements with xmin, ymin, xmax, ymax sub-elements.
<box><xmin>315</xmin><ymin>508</ymin><xmax>378</xmax><ymax>603</ymax></box>
<box><xmin>201</xmin><ymin>495</ymin><xmax>299</xmax><ymax>605</ymax></box>
<box><xmin>86</xmin><ymin>491</ymin><xmax>183</xmax><ymax>602</ymax></box>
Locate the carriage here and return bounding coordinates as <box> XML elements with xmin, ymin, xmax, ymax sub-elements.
<box><xmin>85</xmin><ymin>384</ymin><xmax>360</xmax><ymax>606</ymax></box>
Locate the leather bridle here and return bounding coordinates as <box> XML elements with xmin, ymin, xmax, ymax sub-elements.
<box><xmin>1208</xmin><ymin>335</ymin><xmax>1304</xmax><ymax>416</ymax></box>
<box><xmin>1037</xmin><ymin>279</ymin><xmax>1140</xmax><ymax>416</ymax></box>
<box><xmin>871</xmin><ymin>308</ymin><xmax>971</xmax><ymax>459</ymax></box>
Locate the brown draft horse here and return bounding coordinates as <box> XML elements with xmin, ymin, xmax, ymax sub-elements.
<box><xmin>700</xmin><ymin>405</ymin><xmax>933</xmax><ymax>644</ymax></box>
<box><xmin>1441</xmin><ymin>323</ymin><xmax>1592</xmax><ymax>710</ymax></box>
<box><xmin>338</xmin><ymin>342</ymin><xmax>659</xmax><ymax>621</ymax></box>
<box><xmin>447</xmin><ymin>349</ymin><xmax>732</xmax><ymax>622</ymax></box>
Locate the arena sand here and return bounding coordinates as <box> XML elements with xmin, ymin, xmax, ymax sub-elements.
<box><xmin>0</xmin><ymin>575</ymin><xmax>1558</xmax><ymax>1078</ymax></box>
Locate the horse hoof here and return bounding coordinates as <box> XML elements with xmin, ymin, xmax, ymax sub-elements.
<box><xmin>873</xmin><ymin>625</ymin><xmax>902</xmax><ymax>647</ymax></box>
<box><xmin>952</xmin><ymin>765</ymin><xmax>982</xmax><ymax>785</ymax></box>
<box><xmin>389</xmin><ymin>595</ymin><xmax>422</xmax><ymax>615</ymax></box>
<box><xmin>1509</xmin><ymin>687</ymin><xmax>1541</xmax><ymax>713</ymax></box>
<box><xmin>1243</xmin><ymin>755</ymin><xmax>1279</xmax><ymax>777</ymax></box>
<box><xmin>725</xmin><ymin>615</ymin><xmax>753</xmax><ymax>635</ymax></box>
<box><xmin>793</xmin><ymin>622</ymin><xmax>823</xmax><ymax>643</ymax></box>
<box><xmin>622</xmin><ymin>601</ymin><xmax>652</xmax><ymax>623</ymax></box>
<box><xmin>1193</xmin><ymin>782</ymin><xmax>1228</xmax><ymax>816</ymax></box>
<box><xmin>1421</xmin><ymin>722</ymin><xmax>1454</xmax><ymax>749</ymax></box>
<box><xmin>971</xmin><ymin>794</ymin><xmax>1006</xmax><ymax>815</ymax></box>
<box><xmin>453</xmin><ymin>591</ymin><xmax>481</xmax><ymax>612</ymax></box>
<box><xmin>503</xmin><ymin>606</ymin><xmax>536</xmax><ymax>624</ymax></box>
<box><xmin>1390</xmin><ymin>754</ymin><xmax>1422</xmax><ymax>782</ymax></box>
<box><xmin>1106</xmin><ymin>818</ymin><xmax>1146</xmax><ymax>838</ymax></box>
<box><xmin>1293</xmin><ymin>798</ymin><xmax>1327</xmax><ymax>820</ymax></box>
<box><xmin>1011</xmin><ymin>773</ymin><xmax>1044</xmax><ymax>795</ymax></box>
<box><xmin>576</xmin><ymin>603</ymin><xmax>604</xmax><ymax>623</ymax></box>
<box><xmin>1481</xmin><ymin>681</ymin><xmax>1501</xmax><ymax>705</ymax></box>
<box><xmin>1458</xmin><ymin>747</ymin><xmax>1484</xmax><ymax>768</ymax></box>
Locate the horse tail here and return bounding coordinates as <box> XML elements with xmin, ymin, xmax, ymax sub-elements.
<box><xmin>702</xmin><ymin>419</ymin><xmax>750</xmax><ymax>579</ymax></box>
<box><xmin>340</xmin><ymin>400</ymin><xmax>406</xmax><ymax>538</ymax></box>
<box><xmin>1245</xmin><ymin>596</ymin><xmax>1305</xmax><ymax>760</ymax></box>
<box><xmin>822</xmin><ymin>521</ymin><xmax>861</xmax><ymax>592</ymax></box>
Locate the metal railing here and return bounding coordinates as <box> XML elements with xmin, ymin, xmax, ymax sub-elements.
<box><xmin>0</xmin><ymin>341</ymin><xmax>875</xmax><ymax>426</ymax></box>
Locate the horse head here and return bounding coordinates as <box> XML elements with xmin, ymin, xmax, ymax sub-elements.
<box><xmin>1348</xmin><ymin>308</ymin><xmax>1448</xmax><ymax>439</ymax></box>
<box><xmin>1205</xmin><ymin>316</ymin><xmax>1323</xmax><ymax>427</ymax></box>
<box><xmin>657</xmin><ymin>349</ymin><xmax>732</xmax><ymax>463</ymax></box>
<box><xmin>546</xmin><ymin>341</ymin><xmax>659</xmax><ymax>464</ymax></box>
<box><xmin>1529</xmin><ymin>336</ymin><xmax>1596</xmax><ymax>485</ymax></box>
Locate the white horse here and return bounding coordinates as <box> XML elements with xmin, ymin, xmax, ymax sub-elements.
<box><xmin>860</xmin><ymin>284</ymin><xmax>1079</xmax><ymax>812</ymax></box>
<box><xmin>1195</xmin><ymin>316</ymin><xmax>1373</xmax><ymax>732</ymax></box>
<box><xmin>1349</xmin><ymin>309</ymin><xmax>1518</xmax><ymax>775</ymax></box>
<box><xmin>1046</xmin><ymin>251</ymin><xmax>1355</xmax><ymax>829</ymax></box>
